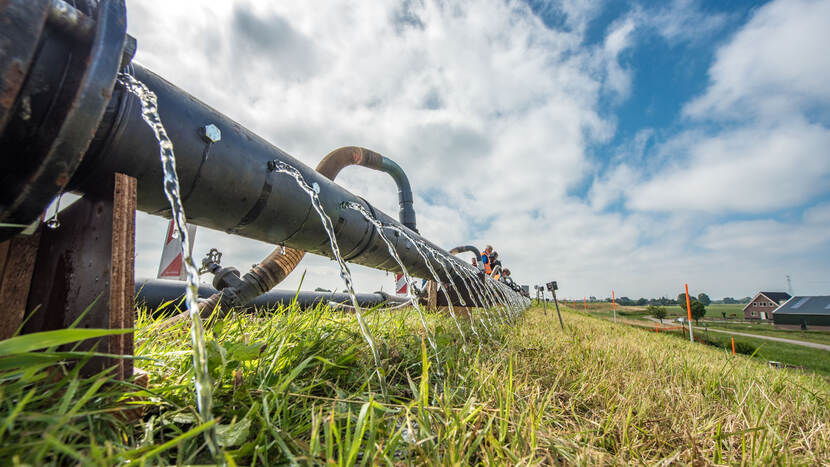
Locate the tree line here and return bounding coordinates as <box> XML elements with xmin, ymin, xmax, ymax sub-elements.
<box><xmin>603</xmin><ymin>294</ymin><xmax>750</xmax><ymax>307</ymax></box>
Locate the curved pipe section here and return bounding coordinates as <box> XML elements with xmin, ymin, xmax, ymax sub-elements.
<box><xmin>317</xmin><ymin>146</ymin><xmax>417</xmax><ymax>231</ymax></box>
<box><xmin>449</xmin><ymin>245</ymin><xmax>479</xmax><ymax>256</ymax></box>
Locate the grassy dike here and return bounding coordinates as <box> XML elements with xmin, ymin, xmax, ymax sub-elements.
<box><xmin>0</xmin><ymin>304</ymin><xmax>827</xmax><ymax>464</ymax></box>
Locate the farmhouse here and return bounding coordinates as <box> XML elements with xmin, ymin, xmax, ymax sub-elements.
<box><xmin>772</xmin><ymin>296</ymin><xmax>830</xmax><ymax>329</ymax></box>
<box><xmin>743</xmin><ymin>291</ymin><xmax>791</xmax><ymax>321</ymax></box>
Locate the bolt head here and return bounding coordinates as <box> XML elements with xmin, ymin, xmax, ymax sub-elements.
<box><xmin>201</xmin><ymin>124</ymin><xmax>221</xmax><ymax>143</ymax></box>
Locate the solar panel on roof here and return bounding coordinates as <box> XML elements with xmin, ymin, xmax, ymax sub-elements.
<box><xmin>791</xmin><ymin>297</ymin><xmax>810</xmax><ymax>309</ymax></box>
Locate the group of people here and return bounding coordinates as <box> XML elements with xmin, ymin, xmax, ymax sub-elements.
<box><xmin>473</xmin><ymin>244</ymin><xmax>522</xmax><ymax>293</ymax></box>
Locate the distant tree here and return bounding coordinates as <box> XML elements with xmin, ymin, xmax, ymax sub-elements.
<box><xmin>618</xmin><ymin>296</ymin><xmax>634</xmax><ymax>306</ymax></box>
<box><xmin>679</xmin><ymin>298</ymin><xmax>707</xmax><ymax>324</ymax></box>
<box><xmin>739</xmin><ymin>296</ymin><xmax>752</xmax><ymax>303</ymax></box>
<box><xmin>722</xmin><ymin>297</ymin><xmax>737</xmax><ymax>304</ymax></box>
<box><xmin>648</xmin><ymin>305</ymin><xmax>667</xmax><ymax>323</ymax></box>
<box><xmin>589</xmin><ymin>296</ymin><xmax>597</xmax><ymax>302</ymax></box>
<box><xmin>691</xmin><ymin>302</ymin><xmax>706</xmax><ymax>323</ymax></box>
<box><xmin>636</xmin><ymin>298</ymin><xmax>648</xmax><ymax>306</ymax></box>
<box><xmin>678</xmin><ymin>294</ymin><xmax>706</xmax><ymax>320</ymax></box>
<box><xmin>697</xmin><ymin>293</ymin><xmax>711</xmax><ymax>306</ymax></box>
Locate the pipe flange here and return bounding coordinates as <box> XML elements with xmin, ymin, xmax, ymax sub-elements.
<box><xmin>0</xmin><ymin>0</ymin><xmax>127</xmax><ymax>241</ymax></box>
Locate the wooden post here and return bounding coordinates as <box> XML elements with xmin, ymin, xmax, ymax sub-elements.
<box><xmin>24</xmin><ymin>173</ymin><xmax>136</xmax><ymax>378</ymax></box>
<box><xmin>427</xmin><ymin>280</ymin><xmax>438</xmax><ymax>310</ymax></box>
<box><xmin>552</xmin><ymin>289</ymin><xmax>564</xmax><ymax>330</ymax></box>
<box><xmin>0</xmin><ymin>232</ymin><xmax>42</xmax><ymax>340</ymax></box>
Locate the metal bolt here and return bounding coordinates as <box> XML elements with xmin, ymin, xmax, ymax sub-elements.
<box><xmin>200</xmin><ymin>123</ymin><xmax>221</xmax><ymax>143</ymax></box>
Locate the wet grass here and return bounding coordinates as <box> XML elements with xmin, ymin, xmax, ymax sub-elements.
<box><xmin>1</xmin><ymin>304</ymin><xmax>828</xmax><ymax>464</ymax></box>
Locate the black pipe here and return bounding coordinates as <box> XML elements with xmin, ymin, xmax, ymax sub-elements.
<box><xmin>135</xmin><ymin>279</ymin><xmax>406</xmax><ymax>315</ymax></box>
<box><xmin>72</xmin><ymin>63</ymin><xmax>472</xmax><ymax>281</ymax></box>
<box><xmin>450</xmin><ymin>245</ymin><xmax>479</xmax><ymax>256</ymax></box>
<box><xmin>380</xmin><ymin>157</ymin><xmax>416</xmax><ymax>231</ymax></box>
<box><xmin>0</xmin><ymin>2</ymin><xmax>482</xmax><ymax>296</ymax></box>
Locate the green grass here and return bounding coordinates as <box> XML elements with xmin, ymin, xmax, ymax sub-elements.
<box><xmin>664</xmin><ymin>303</ymin><xmax>747</xmax><ymax>320</ymax></box>
<box><xmin>0</xmin><ymin>304</ymin><xmax>828</xmax><ymax>464</ymax></box>
<box><xmin>635</xmin><ymin>323</ymin><xmax>830</xmax><ymax>378</ymax></box>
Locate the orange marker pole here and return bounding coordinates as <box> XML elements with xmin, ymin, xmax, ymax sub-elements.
<box><xmin>731</xmin><ymin>337</ymin><xmax>735</xmax><ymax>356</ymax></box>
<box><xmin>655</xmin><ymin>323</ymin><xmax>659</xmax><ymax>333</ymax></box>
<box><xmin>684</xmin><ymin>283</ymin><xmax>694</xmax><ymax>342</ymax></box>
<box><xmin>612</xmin><ymin>290</ymin><xmax>617</xmax><ymax>324</ymax></box>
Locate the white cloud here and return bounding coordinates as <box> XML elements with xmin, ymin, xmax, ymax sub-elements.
<box><xmin>699</xmin><ymin>207</ymin><xmax>830</xmax><ymax>253</ymax></box>
<box><xmin>649</xmin><ymin>0</ymin><xmax>729</xmax><ymax>44</ymax></box>
<box><xmin>685</xmin><ymin>0</ymin><xmax>830</xmax><ymax>121</ymax></box>
<box><xmin>621</xmin><ymin>0</ymin><xmax>830</xmax><ymax>214</ymax></box>
<box><xmin>627</xmin><ymin>120</ymin><xmax>830</xmax><ymax>213</ymax></box>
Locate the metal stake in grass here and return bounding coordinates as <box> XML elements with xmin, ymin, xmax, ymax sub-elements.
<box><xmin>552</xmin><ymin>288</ymin><xmax>564</xmax><ymax>330</ymax></box>
<box><xmin>685</xmin><ymin>283</ymin><xmax>694</xmax><ymax>342</ymax></box>
<box><xmin>612</xmin><ymin>290</ymin><xmax>617</xmax><ymax>324</ymax></box>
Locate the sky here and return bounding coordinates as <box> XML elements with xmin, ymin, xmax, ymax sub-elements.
<box><xmin>122</xmin><ymin>0</ymin><xmax>830</xmax><ymax>300</ymax></box>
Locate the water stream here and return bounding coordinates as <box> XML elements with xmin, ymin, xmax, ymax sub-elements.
<box><xmin>344</xmin><ymin>202</ymin><xmax>440</xmax><ymax>353</ymax></box>
<box><xmin>118</xmin><ymin>72</ymin><xmax>219</xmax><ymax>456</ymax></box>
<box><xmin>268</xmin><ymin>162</ymin><xmax>387</xmax><ymax>395</ymax></box>
<box><xmin>425</xmin><ymin>250</ymin><xmax>483</xmax><ymax>340</ymax></box>
<box><xmin>383</xmin><ymin>225</ymin><xmax>470</xmax><ymax>348</ymax></box>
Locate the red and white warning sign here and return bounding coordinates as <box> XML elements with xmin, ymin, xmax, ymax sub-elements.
<box><xmin>157</xmin><ymin>219</ymin><xmax>197</xmax><ymax>280</ymax></box>
<box><xmin>395</xmin><ymin>273</ymin><xmax>407</xmax><ymax>295</ymax></box>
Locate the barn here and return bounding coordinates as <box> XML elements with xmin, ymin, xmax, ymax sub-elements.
<box><xmin>772</xmin><ymin>296</ymin><xmax>830</xmax><ymax>329</ymax></box>
<box><xmin>743</xmin><ymin>291</ymin><xmax>791</xmax><ymax>321</ymax></box>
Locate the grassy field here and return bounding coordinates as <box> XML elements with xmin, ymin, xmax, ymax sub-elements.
<box><xmin>661</xmin><ymin>303</ymin><xmax>747</xmax><ymax>320</ymax></box>
<box><xmin>1</xmin><ymin>304</ymin><xmax>828</xmax><ymax>464</ymax></box>
<box><xmin>612</xmin><ymin>319</ymin><xmax>830</xmax><ymax>378</ymax></box>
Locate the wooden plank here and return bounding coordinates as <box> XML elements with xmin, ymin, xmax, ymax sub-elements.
<box><xmin>24</xmin><ymin>173</ymin><xmax>137</xmax><ymax>378</ymax></box>
<box><xmin>0</xmin><ymin>233</ymin><xmax>41</xmax><ymax>340</ymax></box>
<box><xmin>108</xmin><ymin>173</ymin><xmax>136</xmax><ymax>380</ymax></box>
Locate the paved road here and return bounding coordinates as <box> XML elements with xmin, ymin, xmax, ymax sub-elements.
<box><xmin>645</xmin><ymin>317</ymin><xmax>830</xmax><ymax>351</ymax></box>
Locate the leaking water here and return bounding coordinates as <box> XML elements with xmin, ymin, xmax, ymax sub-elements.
<box><xmin>383</xmin><ymin>224</ymin><xmax>471</xmax><ymax>349</ymax></box>
<box><xmin>45</xmin><ymin>190</ymin><xmax>64</xmax><ymax>229</ymax></box>
<box><xmin>118</xmin><ymin>72</ymin><xmax>219</xmax><ymax>456</ymax></box>
<box><xmin>344</xmin><ymin>202</ymin><xmax>439</xmax><ymax>354</ymax></box>
<box><xmin>268</xmin><ymin>162</ymin><xmax>387</xmax><ymax>395</ymax></box>
<box><xmin>425</xmin><ymin>249</ymin><xmax>483</xmax><ymax>340</ymax></box>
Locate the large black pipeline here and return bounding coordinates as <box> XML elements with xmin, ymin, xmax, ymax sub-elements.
<box><xmin>0</xmin><ymin>0</ymin><xmax>480</xmax><ymax>300</ymax></box>
<box><xmin>135</xmin><ymin>279</ymin><xmax>406</xmax><ymax>315</ymax></box>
